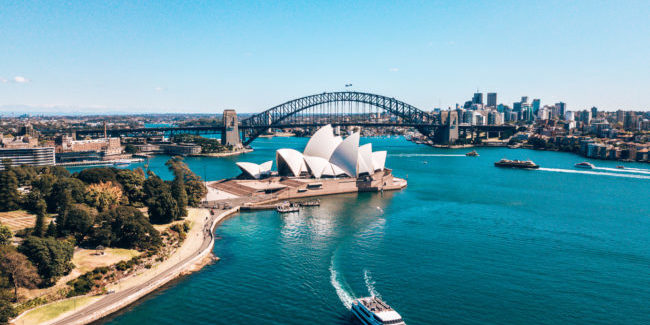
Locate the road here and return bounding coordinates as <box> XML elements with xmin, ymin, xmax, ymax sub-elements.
<box><xmin>48</xmin><ymin>208</ymin><xmax>230</xmax><ymax>325</ymax></box>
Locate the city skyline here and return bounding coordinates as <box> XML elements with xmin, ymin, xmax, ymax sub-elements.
<box><xmin>1</xmin><ymin>0</ymin><xmax>649</xmax><ymax>113</ymax></box>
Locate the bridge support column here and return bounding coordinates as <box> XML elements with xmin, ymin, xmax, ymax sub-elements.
<box><xmin>435</xmin><ymin>111</ymin><xmax>458</xmax><ymax>145</ymax></box>
<box><xmin>222</xmin><ymin>109</ymin><xmax>242</xmax><ymax>148</ymax></box>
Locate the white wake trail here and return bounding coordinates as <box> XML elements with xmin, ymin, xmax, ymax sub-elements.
<box><xmin>330</xmin><ymin>255</ymin><xmax>355</xmax><ymax>310</ymax></box>
<box><xmin>539</xmin><ymin>168</ymin><xmax>650</xmax><ymax>180</ymax></box>
<box><xmin>594</xmin><ymin>167</ymin><xmax>650</xmax><ymax>175</ymax></box>
<box><xmin>363</xmin><ymin>269</ymin><xmax>381</xmax><ymax>298</ymax></box>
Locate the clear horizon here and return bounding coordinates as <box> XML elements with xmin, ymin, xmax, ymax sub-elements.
<box><xmin>1</xmin><ymin>1</ymin><xmax>649</xmax><ymax>114</ymax></box>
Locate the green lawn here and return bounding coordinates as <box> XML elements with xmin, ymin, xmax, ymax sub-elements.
<box><xmin>16</xmin><ymin>296</ymin><xmax>101</xmax><ymax>325</ymax></box>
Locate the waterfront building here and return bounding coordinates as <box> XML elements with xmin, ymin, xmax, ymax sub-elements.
<box><xmin>487</xmin><ymin>93</ymin><xmax>497</xmax><ymax>107</ymax></box>
<box><xmin>0</xmin><ymin>147</ymin><xmax>55</xmax><ymax>170</ymax></box>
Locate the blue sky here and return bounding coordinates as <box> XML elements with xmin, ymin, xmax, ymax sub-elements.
<box><xmin>1</xmin><ymin>0</ymin><xmax>648</xmax><ymax>114</ymax></box>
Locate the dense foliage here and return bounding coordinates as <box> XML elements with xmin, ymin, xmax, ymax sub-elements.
<box><xmin>171</xmin><ymin>134</ymin><xmax>229</xmax><ymax>153</ymax></box>
<box><xmin>90</xmin><ymin>206</ymin><xmax>161</xmax><ymax>250</ymax></box>
<box><xmin>18</xmin><ymin>236</ymin><xmax>74</xmax><ymax>285</ymax></box>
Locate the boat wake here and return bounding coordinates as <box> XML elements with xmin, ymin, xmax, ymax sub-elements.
<box><xmin>389</xmin><ymin>153</ymin><xmax>465</xmax><ymax>157</ymax></box>
<box><xmin>330</xmin><ymin>255</ymin><xmax>355</xmax><ymax>310</ymax></box>
<box><xmin>539</xmin><ymin>168</ymin><xmax>650</xmax><ymax>180</ymax></box>
<box><xmin>363</xmin><ymin>269</ymin><xmax>381</xmax><ymax>298</ymax></box>
<box><xmin>593</xmin><ymin>167</ymin><xmax>650</xmax><ymax>175</ymax></box>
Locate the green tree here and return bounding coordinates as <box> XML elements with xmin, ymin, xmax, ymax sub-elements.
<box><xmin>147</xmin><ymin>191</ymin><xmax>178</xmax><ymax>224</ymax></box>
<box><xmin>0</xmin><ymin>290</ymin><xmax>16</xmax><ymax>324</ymax></box>
<box><xmin>115</xmin><ymin>168</ymin><xmax>145</xmax><ymax>205</ymax></box>
<box><xmin>45</xmin><ymin>221</ymin><xmax>57</xmax><ymax>237</ymax></box>
<box><xmin>33</xmin><ymin>209</ymin><xmax>46</xmax><ymax>237</ymax></box>
<box><xmin>18</xmin><ymin>236</ymin><xmax>74</xmax><ymax>285</ymax></box>
<box><xmin>75</xmin><ymin>167</ymin><xmax>118</xmax><ymax>184</ymax></box>
<box><xmin>0</xmin><ymin>224</ymin><xmax>11</xmax><ymax>246</ymax></box>
<box><xmin>0</xmin><ymin>247</ymin><xmax>41</xmax><ymax>300</ymax></box>
<box><xmin>124</xmin><ymin>144</ymin><xmax>139</xmax><ymax>154</ymax></box>
<box><xmin>57</xmin><ymin>204</ymin><xmax>96</xmax><ymax>242</ymax></box>
<box><xmin>91</xmin><ymin>206</ymin><xmax>161</xmax><ymax>250</ymax></box>
<box><xmin>170</xmin><ymin>176</ymin><xmax>188</xmax><ymax>219</ymax></box>
<box><xmin>0</xmin><ymin>170</ymin><xmax>20</xmax><ymax>211</ymax></box>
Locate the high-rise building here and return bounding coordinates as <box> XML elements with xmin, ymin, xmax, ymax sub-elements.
<box><xmin>521</xmin><ymin>96</ymin><xmax>529</xmax><ymax>104</ymax></box>
<box><xmin>616</xmin><ymin>110</ymin><xmax>625</xmax><ymax>124</ymax></box>
<box><xmin>624</xmin><ymin>112</ymin><xmax>638</xmax><ymax>130</ymax></box>
<box><xmin>487</xmin><ymin>93</ymin><xmax>497</xmax><ymax>107</ymax></box>
<box><xmin>555</xmin><ymin>102</ymin><xmax>566</xmax><ymax>120</ymax></box>
<box><xmin>472</xmin><ymin>92</ymin><xmax>483</xmax><ymax>105</ymax></box>
<box><xmin>532</xmin><ymin>99</ymin><xmax>541</xmax><ymax>115</ymax></box>
<box><xmin>591</xmin><ymin>106</ymin><xmax>598</xmax><ymax>119</ymax></box>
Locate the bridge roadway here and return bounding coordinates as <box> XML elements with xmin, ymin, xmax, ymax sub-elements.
<box><xmin>63</xmin><ymin>123</ymin><xmax>514</xmax><ymax>137</ymax></box>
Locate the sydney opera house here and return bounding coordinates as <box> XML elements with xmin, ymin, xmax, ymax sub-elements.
<box><xmin>207</xmin><ymin>125</ymin><xmax>405</xmax><ymax>202</ymax></box>
<box><xmin>235</xmin><ymin>125</ymin><xmax>387</xmax><ymax>179</ymax></box>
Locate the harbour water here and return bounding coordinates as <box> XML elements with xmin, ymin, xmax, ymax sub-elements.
<box><xmin>94</xmin><ymin>137</ymin><xmax>650</xmax><ymax>324</ymax></box>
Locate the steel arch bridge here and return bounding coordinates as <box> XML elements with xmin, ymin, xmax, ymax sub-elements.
<box><xmin>240</xmin><ymin>91</ymin><xmax>439</xmax><ymax>145</ymax></box>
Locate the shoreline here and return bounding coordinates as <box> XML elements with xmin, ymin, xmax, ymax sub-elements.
<box><xmin>14</xmin><ymin>207</ymin><xmax>241</xmax><ymax>325</ymax></box>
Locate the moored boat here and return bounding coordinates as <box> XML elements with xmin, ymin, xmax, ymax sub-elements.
<box><xmin>351</xmin><ymin>296</ymin><xmax>405</xmax><ymax>325</ymax></box>
<box><xmin>299</xmin><ymin>199</ymin><xmax>320</xmax><ymax>207</ymax></box>
<box><xmin>494</xmin><ymin>159</ymin><xmax>539</xmax><ymax>169</ymax></box>
<box><xmin>276</xmin><ymin>202</ymin><xmax>300</xmax><ymax>213</ymax></box>
<box><xmin>574</xmin><ymin>162</ymin><xmax>595</xmax><ymax>169</ymax></box>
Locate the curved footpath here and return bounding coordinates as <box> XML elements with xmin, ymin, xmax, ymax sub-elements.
<box><xmin>41</xmin><ymin>207</ymin><xmax>240</xmax><ymax>325</ymax></box>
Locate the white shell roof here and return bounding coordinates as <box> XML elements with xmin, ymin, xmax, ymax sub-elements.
<box><xmin>303</xmin><ymin>155</ymin><xmax>329</xmax><ymax>179</ymax></box>
<box><xmin>303</xmin><ymin>124</ymin><xmax>341</xmax><ymax>160</ymax></box>
<box><xmin>276</xmin><ymin>148</ymin><xmax>305</xmax><ymax>177</ymax></box>
<box><xmin>358</xmin><ymin>143</ymin><xmax>374</xmax><ymax>174</ymax></box>
<box><xmin>329</xmin><ymin>132</ymin><xmax>359</xmax><ymax>177</ymax></box>
<box><xmin>371</xmin><ymin>151</ymin><xmax>387</xmax><ymax>171</ymax></box>
<box><xmin>236</xmin><ymin>160</ymin><xmax>273</xmax><ymax>179</ymax></box>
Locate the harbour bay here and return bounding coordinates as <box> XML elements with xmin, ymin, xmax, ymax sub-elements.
<box><xmin>95</xmin><ymin>137</ymin><xmax>650</xmax><ymax>325</ymax></box>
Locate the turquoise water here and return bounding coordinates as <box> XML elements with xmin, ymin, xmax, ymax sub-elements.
<box><xmin>96</xmin><ymin>137</ymin><xmax>650</xmax><ymax>324</ymax></box>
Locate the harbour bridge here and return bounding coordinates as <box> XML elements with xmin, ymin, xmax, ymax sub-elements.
<box><xmin>69</xmin><ymin>91</ymin><xmax>515</xmax><ymax>145</ymax></box>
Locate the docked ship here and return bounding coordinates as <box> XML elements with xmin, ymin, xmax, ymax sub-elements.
<box><xmin>494</xmin><ymin>159</ymin><xmax>539</xmax><ymax>169</ymax></box>
<box><xmin>351</xmin><ymin>296</ymin><xmax>406</xmax><ymax>325</ymax></box>
<box><xmin>574</xmin><ymin>162</ymin><xmax>595</xmax><ymax>169</ymax></box>
<box><xmin>276</xmin><ymin>202</ymin><xmax>300</xmax><ymax>213</ymax></box>
<box><xmin>465</xmin><ymin>150</ymin><xmax>479</xmax><ymax>157</ymax></box>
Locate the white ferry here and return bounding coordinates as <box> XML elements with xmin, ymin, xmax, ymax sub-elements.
<box><xmin>574</xmin><ymin>161</ymin><xmax>595</xmax><ymax>169</ymax></box>
<box><xmin>351</xmin><ymin>296</ymin><xmax>406</xmax><ymax>325</ymax></box>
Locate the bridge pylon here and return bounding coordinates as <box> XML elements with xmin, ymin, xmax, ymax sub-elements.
<box><xmin>222</xmin><ymin>109</ymin><xmax>242</xmax><ymax>148</ymax></box>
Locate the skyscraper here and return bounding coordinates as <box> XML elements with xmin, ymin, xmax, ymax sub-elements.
<box><xmin>591</xmin><ymin>106</ymin><xmax>598</xmax><ymax>119</ymax></box>
<box><xmin>487</xmin><ymin>93</ymin><xmax>497</xmax><ymax>107</ymax></box>
<box><xmin>555</xmin><ymin>102</ymin><xmax>566</xmax><ymax>120</ymax></box>
<box><xmin>532</xmin><ymin>99</ymin><xmax>540</xmax><ymax>115</ymax></box>
<box><xmin>472</xmin><ymin>92</ymin><xmax>483</xmax><ymax>105</ymax></box>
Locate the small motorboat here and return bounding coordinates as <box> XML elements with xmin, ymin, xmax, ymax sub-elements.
<box><xmin>466</xmin><ymin>150</ymin><xmax>479</xmax><ymax>157</ymax></box>
<box><xmin>276</xmin><ymin>202</ymin><xmax>300</xmax><ymax>213</ymax></box>
<box><xmin>574</xmin><ymin>162</ymin><xmax>595</xmax><ymax>169</ymax></box>
<box><xmin>617</xmin><ymin>165</ymin><xmax>625</xmax><ymax>169</ymax></box>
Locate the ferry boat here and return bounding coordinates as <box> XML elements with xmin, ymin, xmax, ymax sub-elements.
<box><xmin>113</xmin><ymin>159</ymin><xmax>131</xmax><ymax>167</ymax></box>
<box><xmin>465</xmin><ymin>150</ymin><xmax>479</xmax><ymax>157</ymax></box>
<box><xmin>574</xmin><ymin>162</ymin><xmax>595</xmax><ymax>169</ymax></box>
<box><xmin>351</xmin><ymin>296</ymin><xmax>406</xmax><ymax>325</ymax></box>
<box><xmin>494</xmin><ymin>159</ymin><xmax>539</xmax><ymax>169</ymax></box>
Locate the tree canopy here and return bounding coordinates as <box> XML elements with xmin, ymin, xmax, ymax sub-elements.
<box><xmin>18</xmin><ymin>236</ymin><xmax>74</xmax><ymax>285</ymax></box>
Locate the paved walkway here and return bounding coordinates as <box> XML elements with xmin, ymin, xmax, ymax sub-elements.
<box><xmin>43</xmin><ymin>207</ymin><xmax>239</xmax><ymax>325</ymax></box>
